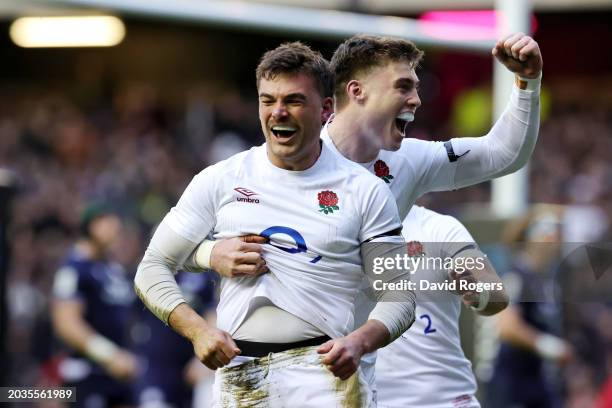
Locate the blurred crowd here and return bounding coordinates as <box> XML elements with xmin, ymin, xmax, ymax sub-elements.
<box><xmin>0</xmin><ymin>84</ymin><xmax>260</xmax><ymax>401</ymax></box>
<box><xmin>1</xmin><ymin>74</ymin><xmax>611</xmax><ymax>407</ymax></box>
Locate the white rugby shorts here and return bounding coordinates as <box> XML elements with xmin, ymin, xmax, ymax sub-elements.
<box><xmin>212</xmin><ymin>345</ymin><xmax>374</xmax><ymax>407</ymax></box>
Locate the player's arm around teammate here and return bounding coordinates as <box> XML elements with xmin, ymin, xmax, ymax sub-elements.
<box><xmin>424</xmin><ymin>211</ymin><xmax>509</xmax><ymax>316</ymax></box>
<box><xmin>448</xmin><ymin>249</ymin><xmax>509</xmax><ymax>316</ymax></box>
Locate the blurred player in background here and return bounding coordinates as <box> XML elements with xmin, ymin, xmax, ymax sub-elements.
<box><xmin>135</xmin><ymin>42</ymin><xmax>416</xmax><ymax>407</ymax></box>
<box><xmin>488</xmin><ymin>206</ymin><xmax>573</xmax><ymax>408</ymax></box>
<box><xmin>51</xmin><ymin>205</ymin><xmax>137</xmax><ymax>408</ymax></box>
<box><xmin>131</xmin><ymin>271</ymin><xmax>217</xmax><ymax>408</ymax></box>
<box><xmin>375</xmin><ymin>206</ymin><xmax>508</xmax><ymax>408</ymax></box>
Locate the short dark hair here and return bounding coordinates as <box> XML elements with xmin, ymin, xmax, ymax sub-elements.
<box><xmin>79</xmin><ymin>201</ymin><xmax>115</xmax><ymax>238</ymax></box>
<box><xmin>256</xmin><ymin>42</ymin><xmax>333</xmax><ymax>98</ymax></box>
<box><xmin>331</xmin><ymin>35</ymin><xmax>424</xmax><ymax>109</ymax></box>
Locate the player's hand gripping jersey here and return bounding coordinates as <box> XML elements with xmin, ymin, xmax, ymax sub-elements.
<box><xmin>142</xmin><ymin>142</ymin><xmax>402</xmax><ymax>339</ymax></box>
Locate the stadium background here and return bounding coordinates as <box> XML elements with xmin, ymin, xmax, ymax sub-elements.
<box><xmin>0</xmin><ymin>0</ymin><xmax>611</xmax><ymax>406</ymax></box>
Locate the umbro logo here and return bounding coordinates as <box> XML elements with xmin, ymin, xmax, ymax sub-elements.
<box><xmin>234</xmin><ymin>187</ymin><xmax>260</xmax><ymax>203</ymax></box>
<box><xmin>234</xmin><ymin>187</ymin><xmax>257</xmax><ymax>197</ymax></box>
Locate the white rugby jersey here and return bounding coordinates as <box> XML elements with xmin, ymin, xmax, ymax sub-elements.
<box><xmin>376</xmin><ymin>206</ymin><xmax>479</xmax><ymax>408</ymax></box>
<box><xmin>163</xmin><ymin>143</ymin><xmax>401</xmax><ymax>338</ymax></box>
<box><xmin>322</xmin><ymin>125</ymin><xmax>448</xmax><ymax>222</ymax></box>
<box><xmin>321</xmin><ymin>82</ymin><xmax>540</xmax><ymax>220</ymax></box>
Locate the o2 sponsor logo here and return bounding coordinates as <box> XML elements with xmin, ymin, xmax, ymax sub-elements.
<box><xmin>260</xmin><ymin>226</ymin><xmax>322</xmax><ymax>263</ymax></box>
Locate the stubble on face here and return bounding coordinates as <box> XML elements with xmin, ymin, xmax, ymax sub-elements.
<box><xmin>258</xmin><ymin>73</ymin><xmax>324</xmax><ymax>171</ymax></box>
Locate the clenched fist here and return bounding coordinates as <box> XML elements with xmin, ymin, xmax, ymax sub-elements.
<box><xmin>317</xmin><ymin>336</ymin><xmax>364</xmax><ymax>380</ymax></box>
<box><xmin>169</xmin><ymin>303</ymin><xmax>241</xmax><ymax>370</ymax></box>
<box><xmin>192</xmin><ymin>326</ymin><xmax>241</xmax><ymax>370</ymax></box>
<box><xmin>493</xmin><ymin>33</ymin><xmax>543</xmax><ymax>79</ymax></box>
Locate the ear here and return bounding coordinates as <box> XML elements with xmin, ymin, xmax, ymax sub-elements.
<box><xmin>320</xmin><ymin>97</ymin><xmax>334</xmax><ymax>124</ymax></box>
<box><xmin>346</xmin><ymin>80</ymin><xmax>365</xmax><ymax>104</ymax></box>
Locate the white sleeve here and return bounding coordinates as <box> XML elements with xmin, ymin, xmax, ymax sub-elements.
<box><xmin>361</xmin><ymin>234</ymin><xmax>416</xmax><ymax>342</ymax></box>
<box><xmin>52</xmin><ymin>265</ymin><xmax>81</xmax><ymax>301</ymax></box>
<box><xmin>134</xmin><ymin>221</ymin><xmax>196</xmax><ymax>324</ymax></box>
<box><xmin>164</xmin><ymin>166</ymin><xmax>220</xmax><ymax>243</ymax></box>
<box><xmin>357</xmin><ymin>177</ymin><xmax>413</xmax><ymax>340</ymax></box>
<box><xmin>451</xmin><ymin>78</ymin><xmax>540</xmax><ymax>188</ymax></box>
<box><xmin>358</xmin><ymin>178</ymin><xmax>402</xmax><ymax>243</ymax></box>
<box><xmin>425</xmin><ymin>213</ymin><xmax>490</xmax><ymax>282</ymax></box>
<box><xmin>426</xmin><ymin>214</ymin><xmax>495</xmax><ymax>304</ymax></box>
<box><xmin>431</xmin><ymin>214</ymin><xmax>476</xmax><ymax>250</ymax></box>
<box><xmin>408</xmin><ymin>78</ymin><xmax>540</xmax><ymax>196</ymax></box>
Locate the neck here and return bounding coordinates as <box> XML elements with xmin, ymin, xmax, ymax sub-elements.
<box><xmin>328</xmin><ymin>111</ymin><xmax>380</xmax><ymax>163</ymax></box>
<box><xmin>267</xmin><ymin>140</ymin><xmax>322</xmax><ymax>171</ymax></box>
<box><xmin>76</xmin><ymin>239</ymin><xmax>105</xmax><ymax>260</ymax></box>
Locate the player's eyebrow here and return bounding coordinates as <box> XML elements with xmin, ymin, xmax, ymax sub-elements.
<box><xmin>282</xmin><ymin>93</ymin><xmax>307</xmax><ymax>102</ymax></box>
<box><xmin>259</xmin><ymin>92</ymin><xmax>307</xmax><ymax>101</ymax></box>
<box><xmin>394</xmin><ymin>78</ymin><xmax>420</xmax><ymax>90</ymax></box>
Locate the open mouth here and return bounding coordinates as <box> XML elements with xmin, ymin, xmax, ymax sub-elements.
<box><xmin>271</xmin><ymin>125</ymin><xmax>297</xmax><ymax>139</ymax></box>
<box><xmin>394</xmin><ymin>112</ymin><xmax>415</xmax><ymax>136</ymax></box>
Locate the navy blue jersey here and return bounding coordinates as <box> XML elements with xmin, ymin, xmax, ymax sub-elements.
<box><xmin>131</xmin><ymin>271</ymin><xmax>216</xmax><ymax>360</ymax></box>
<box><xmin>52</xmin><ymin>246</ymin><xmax>135</xmax><ymax>354</ymax></box>
<box><xmin>489</xmin><ymin>260</ymin><xmax>563</xmax><ymax>407</ymax></box>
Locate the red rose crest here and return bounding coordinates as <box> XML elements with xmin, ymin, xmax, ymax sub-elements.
<box><xmin>407</xmin><ymin>240</ymin><xmax>424</xmax><ymax>257</ymax></box>
<box><xmin>374</xmin><ymin>160</ymin><xmax>394</xmax><ymax>184</ymax></box>
<box><xmin>318</xmin><ymin>190</ymin><xmax>340</xmax><ymax>214</ymax></box>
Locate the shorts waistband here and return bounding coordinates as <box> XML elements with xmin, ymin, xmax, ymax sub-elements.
<box><xmin>234</xmin><ymin>335</ymin><xmax>331</xmax><ymax>357</ymax></box>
